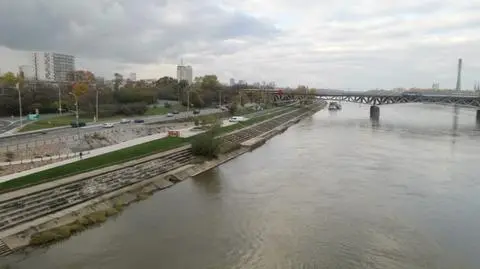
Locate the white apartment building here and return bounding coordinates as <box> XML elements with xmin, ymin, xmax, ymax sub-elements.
<box><xmin>176</xmin><ymin>65</ymin><xmax>193</xmax><ymax>84</ymax></box>
<box><xmin>32</xmin><ymin>52</ymin><xmax>76</xmax><ymax>82</ymax></box>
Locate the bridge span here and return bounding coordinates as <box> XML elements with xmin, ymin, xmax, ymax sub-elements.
<box><xmin>241</xmin><ymin>89</ymin><xmax>480</xmax><ymax>121</ymax></box>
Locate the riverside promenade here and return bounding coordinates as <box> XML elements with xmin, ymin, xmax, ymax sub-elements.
<box><xmin>0</xmin><ymin>120</ymin><xmax>237</xmax><ymax>184</ymax></box>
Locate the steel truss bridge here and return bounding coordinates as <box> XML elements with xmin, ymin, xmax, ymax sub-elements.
<box><xmin>241</xmin><ymin>89</ymin><xmax>480</xmax><ymax>120</ymax></box>
<box><xmin>243</xmin><ymin>90</ymin><xmax>480</xmax><ymax>107</ymax></box>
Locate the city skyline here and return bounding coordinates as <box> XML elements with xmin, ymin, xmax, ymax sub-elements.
<box><xmin>0</xmin><ymin>0</ymin><xmax>480</xmax><ymax>89</ymax></box>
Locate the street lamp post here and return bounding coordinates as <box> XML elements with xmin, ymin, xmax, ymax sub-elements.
<box><xmin>69</xmin><ymin>92</ymin><xmax>80</xmax><ymax>139</ymax></box>
<box><xmin>95</xmin><ymin>87</ymin><xmax>99</xmax><ymax>122</ymax></box>
<box><xmin>58</xmin><ymin>84</ymin><xmax>62</xmax><ymax>116</ymax></box>
<box><xmin>16</xmin><ymin>82</ymin><xmax>23</xmax><ymax>128</ymax></box>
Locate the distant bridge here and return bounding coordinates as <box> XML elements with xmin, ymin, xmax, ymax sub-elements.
<box><xmin>241</xmin><ymin>89</ymin><xmax>480</xmax><ymax>121</ymax></box>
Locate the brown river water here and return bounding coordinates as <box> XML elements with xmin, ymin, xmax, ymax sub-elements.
<box><xmin>2</xmin><ymin>103</ymin><xmax>480</xmax><ymax>269</ymax></box>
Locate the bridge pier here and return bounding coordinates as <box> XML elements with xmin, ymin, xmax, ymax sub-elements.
<box><xmin>477</xmin><ymin>110</ymin><xmax>480</xmax><ymax>123</ymax></box>
<box><xmin>370</xmin><ymin>105</ymin><xmax>380</xmax><ymax>121</ymax></box>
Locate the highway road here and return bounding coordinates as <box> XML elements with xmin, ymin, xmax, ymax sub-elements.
<box><xmin>0</xmin><ymin>118</ymin><xmax>24</xmax><ymax>134</ymax></box>
<box><xmin>0</xmin><ymin>108</ymin><xmax>222</xmax><ymax>144</ymax></box>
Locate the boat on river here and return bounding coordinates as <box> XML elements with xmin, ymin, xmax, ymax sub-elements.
<box><xmin>328</xmin><ymin>102</ymin><xmax>342</xmax><ymax>111</ymax></box>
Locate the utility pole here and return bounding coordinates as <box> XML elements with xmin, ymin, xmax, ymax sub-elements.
<box><xmin>58</xmin><ymin>84</ymin><xmax>62</xmax><ymax>115</ymax></box>
<box><xmin>70</xmin><ymin>92</ymin><xmax>80</xmax><ymax>139</ymax></box>
<box><xmin>95</xmin><ymin>87</ymin><xmax>99</xmax><ymax>122</ymax></box>
<box><xmin>186</xmin><ymin>85</ymin><xmax>190</xmax><ymax>120</ymax></box>
<box><xmin>16</xmin><ymin>67</ymin><xmax>23</xmax><ymax>128</ymax></box>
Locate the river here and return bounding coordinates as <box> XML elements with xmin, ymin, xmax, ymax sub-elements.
<box><xmin>2</xmin><ymin>103</ymin><xmax>480</xmax><ymax>269</ymax></box>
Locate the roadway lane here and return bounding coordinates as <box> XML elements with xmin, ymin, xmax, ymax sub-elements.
<box><xmin>0</xmin><ymin>108</ymin><xmax>222</xmax><ymax>143</ymax></box>
<box><xmin>0</xmin><ymin>118</ymin><xmax>24</xmax><ymax>134</ymax></box>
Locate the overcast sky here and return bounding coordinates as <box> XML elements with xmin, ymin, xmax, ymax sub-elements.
<box><xmin>1</xmin><ymin>0</ymin><xmax>479</xmax><ymax>89</ymax></box>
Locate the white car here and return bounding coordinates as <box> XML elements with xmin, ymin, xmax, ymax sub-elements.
<box><xmin>229</xmin><ymin>116</ymin><xmax>248</xmax><ymax>122</ymax></box>
<box><xmin>103</xmin><ymin>123</ymin><xmax>114</xmax><ymax>128</ymax></box>
<box><xmin>120</xmin><ymin>119</ymin><xmax>131</xmax><ymax>124</ymax></box>
<box><xmin>167</xmin><ymin>112</ymin><xmax>174</xmax><ymax>117</ymax></box>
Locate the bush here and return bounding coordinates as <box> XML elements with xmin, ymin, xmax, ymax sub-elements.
<box><xmin>30</xmin><ymin>231</ymin><xmax>58</xmax><ymax>245</ymax></box>
<box><xmin>87</xmin><ymin>211</ymin><xmax>107</xmax><ymax>223</ymax></box>
<box><xmin>164</xmin><ymin>102</ymin><xmax>172</xmax><ymax>108</ymax></box>
<box><xmin>229</xmin><ymin>103</ymin><xmax>238</xmax><ymax>115</ymax></box>
<box><xmin>190</xmin><ymin>125</ymin><xmax>221</xmax><ymax>158</ymax></box>
<box><xmin>119</xmin><ymin>102</ymin><xmax>148</xmax><ymax>116</ymax></box>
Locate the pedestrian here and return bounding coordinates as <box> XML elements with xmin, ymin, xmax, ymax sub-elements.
<box><xmin>80</xmin><ymin>152</ymin><xmax>83</xmax><ymax>159</ymax></box>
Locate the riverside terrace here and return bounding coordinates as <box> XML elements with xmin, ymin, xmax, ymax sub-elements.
<box><xmin>0</xmin><ymin>104</ymin><xmax>324</xmax><ymax>256</ymax></box>
<box><xmin>0</xmin><ymin>108</ymin><xmax>289</xmax><ymax>177</ymax></box>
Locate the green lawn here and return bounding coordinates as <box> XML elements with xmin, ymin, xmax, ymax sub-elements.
<box><xmin>0</xmin><ymin>137</ymin><xmax>187</xmax><ymax>192</ymax></box>
<box><xmin>19</xmin><ymin>106</ymin><xmax>183</xmax><ymax>132</ymax></box>
<box><xmin>0</xmin><ymin>106</ymin><xmax>300</xmax><ymax>193</ymax></box>
<box><xmin>19</xmin><ymin>115</ymin><xmax>96</xmax><ymax>132</ymax></box>
<box><xmin>145</xmin><ymin>104</ymin><xmax>186</xmax><ymax>116</ymax></box>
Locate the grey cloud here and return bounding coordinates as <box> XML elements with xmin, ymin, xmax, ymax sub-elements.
<box><xmin>0</xmin><ymin>0</ymin><xmax>279</xmax><ymax>64</ymax></box>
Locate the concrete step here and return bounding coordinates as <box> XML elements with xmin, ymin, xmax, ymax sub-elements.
<box><xmin>0</xmin><ymin>239</ymin><xmax>12</xmax><ymax>256</ymax></box>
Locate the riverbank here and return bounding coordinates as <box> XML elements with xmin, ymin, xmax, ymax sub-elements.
<box><xmin>0</xmin><ymin>102</ymin><xmax>325</xmax><ymax>256</ymax></box>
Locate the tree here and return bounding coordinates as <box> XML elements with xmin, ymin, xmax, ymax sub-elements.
<box><xmin>156</xmin><ymin>76</ymin><xmax>179</xmax><ymax>101</ymax></box>
<box><xmin>229</xmin><ymin>102</ymin><xmax>238</xmax><ymax>115</ymax></box>
<box><xmin>72</xmin><ymin>82</ymin><xmax>89</xmax><ymax>97</ymax></box>
<box><xmin>0</xmin><ymin>72</ymin><xmax>19</xmax><ymax>87</ymax></box>
<box><xmin>189</xmin><ymin>91</ymin><xmax>205</xmax><ymax>108</ymax></box>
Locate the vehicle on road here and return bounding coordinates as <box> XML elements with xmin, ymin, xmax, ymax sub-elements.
<box><xmin>134</xmin><ymin>119</ymin><xmax>145</xmax><ymax>123</ymax></box>
<box><xmin>120</xmin><ymin>119</ymin><xmax>131</xmax><ymax>124</ymax></box>
<box><xmin>103</xmin><ymin>123</ymin><xmax>114</xmax><ymax>128</ymax></box>
<box><xmin>167</xmin><ymin>112</ymin><xmax>174</xmax><ymax>117</ymax></box>
<box><xmin>70</xmin><ymin>122</ymin><xmax>86</xmax><ymax>128</ymax></box>
<box><xmin>229</xmin><ymin>116</ymin><xmax>248</xmax><ymax>122</ymax></box>
<box><xmin>172</xmin><ymin>110</ymin><xmax>179</xmax><ymax>114</ymax></box>
<box><xmin>193</xmin><ymin>109</ymin><xmax>200</xmax><ymax>115</ymax></box>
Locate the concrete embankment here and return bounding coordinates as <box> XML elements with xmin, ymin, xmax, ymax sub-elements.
<box><xmin>0</xmin><ymin>102</ymin><xmax>325</xmax><ymax>255</ymax></box>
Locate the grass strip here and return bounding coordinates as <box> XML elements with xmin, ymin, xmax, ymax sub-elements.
<box><xmin>0</xmin><ymin>137</ymin><xmax>186</xmax><ymax>192</ymax></box>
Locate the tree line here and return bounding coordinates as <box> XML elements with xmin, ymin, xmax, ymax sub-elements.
<box><xmin>0</xmin><ymin>70</ymin><xmax>269</xmax><ymax>118</ymax></box>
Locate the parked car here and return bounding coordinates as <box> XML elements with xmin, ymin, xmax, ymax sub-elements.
<box><xmin>120</xmin><ymin>118</ymin><xmax>131</xmax><ymax>124</ymax></box>
<box><xmin>173</xmin><ymin>110</ymin><xmax>180</xmax><ymax>114</ymax></box>
<box><xmin>103</xmin><ymin>123</ymin><xmax>114</xmax><ymax>128</ymax></box>
<box><xmin>167</xmin><ymin>112</ymin><xmax>174</xmax><ymax>117</ymax></box>
<box><xmin>70</xmin><ymin>122</ymin><xmax>86</xmax><ymax>128</ymax></box>
<box><xmin>193</xmin><ymin>109</ymin><xmax>200</xmax><ymax>115</ymax></box>
<box><xmin>134</xmin><ymin>119</ymin><xmax>145</xmax><ymax>123</ymax></box>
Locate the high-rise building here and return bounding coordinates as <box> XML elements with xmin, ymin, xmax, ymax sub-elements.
<box><xmin>33</xmin><ymin>52</ymin><xmax>75</xmax><ymax>82</ymax></box>
<box><xmin>176</xmin><ymin>62</ymin><xmax>193</xmax><ymax>84</ymax></box>
<box><xmin>229</xmin><ymin>78</ymin><xmax>235</xmax><ymax>86</ymax></box>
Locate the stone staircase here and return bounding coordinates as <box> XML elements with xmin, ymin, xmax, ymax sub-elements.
<box><xmin>0</xmin><ymin>239</ymin><xmax>12</xmax><ymax>256</ymax></box>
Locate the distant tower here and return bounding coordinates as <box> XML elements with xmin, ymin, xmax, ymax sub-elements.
<box><xmin>455</xmin><ymin>58</ymin><xmax>462</xmax><ymax>91</ymax></box>
<box><xmin>32</xmin><ymin>52</ymin><xmax>39</xmax><ymax>81</ymax></box>
<box><xmin>176</xmin><ymin>59</ymin><xmax>193</xmax><ymax>84</ymax></box>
